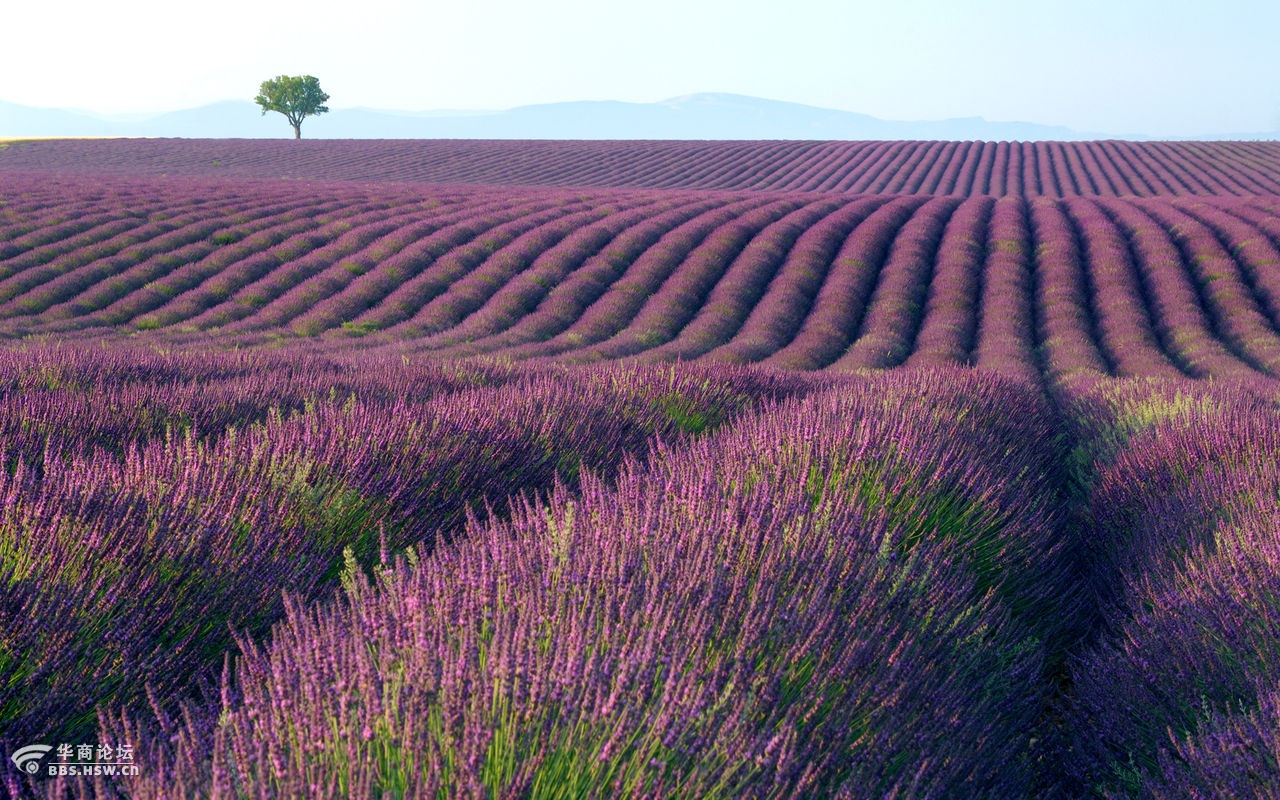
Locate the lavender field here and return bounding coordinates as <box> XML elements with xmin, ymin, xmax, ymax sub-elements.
<box><xmin>2</xmin><ymin>139</ymin><xmax>1280</xmax><ymax>798</ymax></box>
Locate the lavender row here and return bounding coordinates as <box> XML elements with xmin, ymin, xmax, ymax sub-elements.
<box><xmin>1060</xmin><ymin>198</ymin><xmax>1185</xmax><ymax>379</ymax></box>
<box><xmin>77</xmin><ymin>368</ymin><xmax>1068</xmax><ymax>799</ymax></box>
<box><xmin>508</xmin><ymin>196</ymin><xmax>780</xmax><ymax>359</ymax></box>
<box><xmin>579</xmin><ymin>197</ymin><xmax>809</xmax><ymax>360</ymax></box>
<box><xmin>385</xmin><ymin>204</ymin><xmax>625</xmax><ymax>340</ymax></box>
<box><xmin>190</xmin><ymin>201</ymin><xmax>463</xmax><ymax>332</ymax></box>
<box><xmin>1028</xmin><ymin>198</ymin><xmax>1110</xmax><ymax>388</ymax></box>
<box><xmin>59</xmin><ymin>195</ymin><xmax>353</xmax><ymax>331</ymax></box>
<box><xmin>761</xmin><ymin>196</ymin><xmax>926</xmax><ymax>369</ymax></box>
<box><xmin>971</xmin><ymin>197</ymin><xmax>1041</xmax><ymax>383</ymax></box>
<box><xmin>416</xmin><ymin>196</ymin><xmax>686</xmax><ymax>349</ymax></box>
<box><xmin>701</xmin><ymin>196</ymin><xmax>888</xmax><ymax>364</ymax></box>
<box><xmin>0</xmin><ymin>192</ymin><xmax>337</xmax><ymax>324</ymax></box>
<box><xmin>4</xmin><ymin>174</ymin><xmax>1280</xmax><ymax>384</ymax></box>
<box><xmin>0</xmin><ymin>353</ymin><xmax>810</xmax><ymax>752</ymax></box>
<box><xmin>830</xmin><ymin>195</ymin><xmax>959</xmax><ymax>370</ymax></box>
<box><xmin>7</xmin><ymin>139</ymin><xmax>1280</xmax><ymax>195</ymax></box>
<box><xmin>0</xmin><ymin>200</ymin><xmax>241</xmax><ymax>314</ymax></box>
<box><xmin>295</xmin><ymin>193</ymin><xmax>590</xmax><ymax>339</ymax></box>
<box><xmin>328</xmin><ymin>199</ymin><xmax>596</xmax><ymax>338</ymax></box>
<box><xmin>424</xmin><ymin>196</ymin><xmax>729</xmax><ymax>357</ymax></box>
<box><xmin>1139</xmin><ymin>200</ymin><xmax>1280</xmax><ymax>375</ymax></box>
<box><xmin>1093</xmin><ymin>199</ymin><xmax>1256</xmax><ymax>379</ymax></box>
<box><xmin>1054</xmin><ymin>376</ymin><xmax>1280</xmax><ymax>796</ymax></box>
<box><xmin>114</xmin><ymin>202</ymin><xmax>364</xmax><ymax>332</ymax></box>
<box><xmin>640</xmin><ymin>198</ymin><xmax>846</xmax><ymax>362</ymax></box>
<box><xmin>1176</xmin><ymin>199</ymin><xmax>1280</xmax><ymax>329</ymax></box>
<box><xmin>904</xmin><ymin>196</ymin><xmax>991</xmax><ymax>368</ymax></box>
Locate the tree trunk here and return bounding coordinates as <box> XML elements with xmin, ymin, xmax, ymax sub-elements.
<box><xmin>292</xmin><ymin>124</ymin><xmax>301</xmax><ymax>139</ymax></box>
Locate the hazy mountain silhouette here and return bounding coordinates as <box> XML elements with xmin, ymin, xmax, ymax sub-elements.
<box><xmin>2</xmin><ymin>92</ymin><xmax>1265</xmax><ymax>141</ymax></box>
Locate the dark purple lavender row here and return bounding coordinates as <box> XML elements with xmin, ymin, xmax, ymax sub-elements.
<box><xmin>1053</xmin><ymin>376</ymin><xmax>1280</xmax><ymax>796</ymax></box>
<box><xmin>576</xmin><ymin>197</ymin><xmax>809</xmax><ymax>361</ymax></box>
<box><xmin>1176</xmin><ymin>199</ymin><xmax>1280</xmax><ymax>331</ymax></box>
<box><xmin>413</xmin><ymin>195</ymin><xmax>685</xmax><ymax>349</ymax></box>
<box><xmin>384</xmin><ymin>203</ymin><xmax>640</xmax><ymax>341</ymax></box>
<box><xmin>639</xmin><ymin>197</ymin><xmax>847</xmax><ymax>362</ymax></box>
<box><xmin>0</xmin><ymin>175</ymin><xmax>516</xmax><ymax>335</ymax></box>
<box><xmin>1093</xmin><ymin>198</ymin><xmax>1258</xmax><ymax>380</ymax></box>
<box><xmin>761</xmin><ymin>196</ymin><xmax>927</xmax><ymax>369</ymax></box>
<box><xmin>904</xmin><ymin>196</ymin><xmax>991</xmax><ymax>368</ymax></box>
<box><xmin>279</xmin><ymin>192</ymin><xmax>543</xmax><ymax>337</ymax></box>
<box><xmin>1139</xmin><ymin>200</ymin><xmax>1280</xmax><ymax>375</ymax></box>
<box><xmin>191</xmin><ymin>200</ymin><xmax>497</xmax><ymax>333</ymax></box>
<box><xmin>829</xmin><ymin>195</ymin><xmax>960</xmax><ymax>369</ymax></box>
<box><xmin>0</xmin><ymin>195</ymin><xmax>248</xmax><ymax>311</ymax></box>
<box><xmin>78</xmin><ymin>368</ymin><xmax>1067</xmax><ymax>799</ymax></box>
<box><xmin>971</xmin><ymin>197</ymin><xmax>1041</xmax><ymax>383</ymax></box>
<box><xmin>6</xmin><ymin>139</ymin><xmax>1280</xmax><ymax>195</ymax></box>
<box><xmin>47</xmin><ymin>195</ymin><xmax>350</xmax><ymax>331</ymax></box>
<box><xmin>4</xmin><ymin>173</ymin><xmax>1280</xmax><ymax>386</ymax></box>
<box><xmin>1028</xmin><ymin>198</ymin><xmax>1111</xmax><ymax>387</ymax></box>
<box><xmin>701</xmin><ymin>196</ymin><xmax>889</xmax><ymax>364</ymax></box>
<box><xmin>505</xmin><ymin>196</ymin><xmax>781</xmax><ymax>360</ymax></box>
<box><xmin>1060</xmin><ymin>198</ymin><xmax>1186</xmax><ymax>379</ymax></box>
<box><xmin>422</xmin><ymin>196</ymin><xmax>730</xmax><ymax>357</ymax></box>
<box><xmin>257</xmin><ymin>197</ymin><xmax>594</xmax><ymax>337</ymax></box>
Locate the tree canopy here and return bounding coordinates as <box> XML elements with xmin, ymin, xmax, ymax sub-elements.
<box><xmin>254</xmin><ymin>75</ymin><xmax>330</xmax><ymax>139</ymax></box>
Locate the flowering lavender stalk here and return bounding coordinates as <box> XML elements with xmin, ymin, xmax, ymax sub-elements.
<box><xmin>1137</xmin><ymin>680</ymin><xmax>1280</xmax><ymax>799</ymax></box>
<box><xmin>1058</xmin><ymin>375</ymin><xmax>1280</xmax><ymax>795</ymax></box>
<box><xmin>1</xmin><ymin>351</ymin><xmax>800</xmax><ymax>758</ymax></box>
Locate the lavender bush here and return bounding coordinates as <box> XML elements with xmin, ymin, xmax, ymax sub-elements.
<box><xmin>84</xmin><ymin>368</ymin><xmax>1057</xmax><ymax>799</ymax></box>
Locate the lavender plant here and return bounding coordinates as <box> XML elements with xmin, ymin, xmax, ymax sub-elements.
<box><xmin>87</xmin><ymin>368</ymin><xmax>1056</xmax><ymax>799</ymax></box>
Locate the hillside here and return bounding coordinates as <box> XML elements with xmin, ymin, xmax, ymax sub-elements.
<box><xmin>0</xmin><ymin>94</ymin><xmax>1110</xmax><ymax>140</ymax></box>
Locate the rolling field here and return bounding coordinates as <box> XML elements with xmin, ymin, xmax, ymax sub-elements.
<box><xmin>3</xmin><ymin>138</ymin><xmax>1280</xmax><ymax>798</ymax></box>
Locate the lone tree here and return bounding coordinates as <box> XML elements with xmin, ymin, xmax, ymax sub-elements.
<box><xmin>255</xmin><ymin>75</ymin><xmax>329</xmax><ymax>139</ymax></box>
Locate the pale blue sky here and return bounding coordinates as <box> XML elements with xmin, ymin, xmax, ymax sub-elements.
<box><xmin>4</xmin><ymin>0</ymin><xmax>1278</xmax><ymax>136</ymax></box>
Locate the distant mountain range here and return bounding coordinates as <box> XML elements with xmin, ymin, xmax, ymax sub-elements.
<box><xmin>0</xmin><ymin>93</ymin><xmax>1273</xmax><ymax>141</ymax></box>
